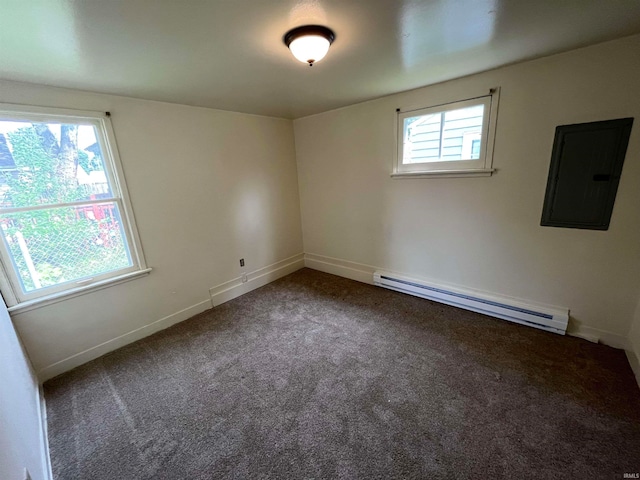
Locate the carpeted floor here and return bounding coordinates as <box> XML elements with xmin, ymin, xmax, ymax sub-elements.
<box><xmin>45</xmin><ymin>268</ymin><xmax>640</xmax><ymax>479</ymax></box>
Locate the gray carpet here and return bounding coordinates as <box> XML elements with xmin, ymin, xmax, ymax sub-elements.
<box><xmin>45</xmin><ymin>268</ymin><xmax>640</xmax><ymax>479</ymax></box>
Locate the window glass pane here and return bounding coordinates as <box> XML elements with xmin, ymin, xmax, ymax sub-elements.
<box><xmin>0</xmin><ymin>202</ymin><xmax>132</xmax><ymax>293</ymax></box>
<box><xmin>403</xmin><ymin>113</ymin><xmax>441</xmax><ymax>164</ymax></box>
<box><xmin>403</xmin><ymin>104</ymin><xmax>484</xmax><ymax>164</ymax></box>
<box><xmin>442</xmin><ymin>105</ymin><xmax>484</xmax><ymax>161</ymax></box>
<box><xmin>0</xmin><ymin>120</ymin><xmax>113</xmax><ymax>209</ymax></box>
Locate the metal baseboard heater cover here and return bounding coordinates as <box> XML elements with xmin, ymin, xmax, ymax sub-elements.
<box><xmin>373</xmin><ymin>272</ymin><xmax>569</xmax><ymax>335</ymax></box>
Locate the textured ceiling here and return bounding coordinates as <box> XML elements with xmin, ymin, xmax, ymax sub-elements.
<box><xmin>1</xmin><ymin>0</ymin><xmax>640</xmax><ymax>118</ymax></box>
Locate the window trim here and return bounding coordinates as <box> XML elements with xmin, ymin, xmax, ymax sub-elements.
<box><xmin>393</xmin><ymin>88</ymin><xmax>500</xmax><ymax>178</ymax></box>
<box><xmin>6</xmin><ymin>268</ymin><xmax>152</xmax><ymax>314</ymax></box>
<box><xmin>0</xmin><ymin>103</ymin><xmax>149</xmax><ymax>309</ymax></box>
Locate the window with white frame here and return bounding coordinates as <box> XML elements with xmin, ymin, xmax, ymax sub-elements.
<box><xmin>394</xmin><ymin>88</ymin><xmax>500</xmax><ymax>177</ymax></box>
<box><xmin>0</xmin><ymin>104</ymin><xmax>148</xmax><ymax>310</ymax></box>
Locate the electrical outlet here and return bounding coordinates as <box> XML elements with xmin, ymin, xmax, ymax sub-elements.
<box><xmin>239</xmin><ymin>258</ymin><xmax>245</xmax><ymax>267</ymax></box>
<box><xmin>241</xmin><ymin>273</ymin><xmax>248</xmax><ymax>283</ymax></box>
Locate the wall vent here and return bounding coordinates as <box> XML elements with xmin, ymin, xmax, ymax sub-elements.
<box><xmin>373</xmin><ymin>272</ymin><xmax>569</xmax><ymax>335</ymax></box>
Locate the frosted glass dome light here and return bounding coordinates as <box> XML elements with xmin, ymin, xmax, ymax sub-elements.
<box><xmin>289</xmin><ymin>35</ymin><xmax>331</xmax><ymax>65</ymax></box>
<box><xmin>284</xmin><ymin>25</ymin><xmax>335</xmax><ymax>66</ymax></box>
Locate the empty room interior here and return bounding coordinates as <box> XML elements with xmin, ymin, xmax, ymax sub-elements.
<box><xmin>2</xmin><ymin>1</ymin><xmax>640</xmax><ymax>479</ymax></box>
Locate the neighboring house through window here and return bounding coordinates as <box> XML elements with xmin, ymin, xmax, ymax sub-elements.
<box><xmin>393</xmin><ymin>88</ymin><xmax>500</xmax><ymax>178</ymax></box>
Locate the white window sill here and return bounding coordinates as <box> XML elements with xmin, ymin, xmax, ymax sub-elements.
<box><xmin>7</xmin><ymin>268</ymin><xmax>152</xmax><ymax>315</ymax></box>
<box><xmin>391</xmin><ymin>168</ymin><xmax>495</xmax><ymax>179</ymax></box>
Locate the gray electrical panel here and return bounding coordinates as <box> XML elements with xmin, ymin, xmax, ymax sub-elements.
<box><xmin>541</xmin><ymin>118</ymin><xmax>633</xmax><ymax>230</ymax></box>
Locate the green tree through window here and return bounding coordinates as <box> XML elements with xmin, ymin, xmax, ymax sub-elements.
<box><xmin>0</xmin><ymin>121</ymin><xmax>131</xmax><ymax>292</ymax></box>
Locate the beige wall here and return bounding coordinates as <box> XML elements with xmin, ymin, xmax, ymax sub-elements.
<box><xmin>294</xmin><ymin>35</ymin><xmax>640</xmax><ymax>342</ymax></box>
<box><xmin>0</xmin><ymin>301</ymin><xmax>48</xmax><ymax>480</ymax></box>
<box><xmin>0</xmin><ymin>80</ymin><xmax>303</xmax><ymax>378</ymax></box>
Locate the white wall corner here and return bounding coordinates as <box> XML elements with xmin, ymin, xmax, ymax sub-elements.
<box><xmin>626</xmin><ymin>350</ymin><xmax>640</xmax><ymax>388</ymax></box>
<box><xmin>1</xmin><ymin>304</ymin><xmax>51</xmax><ymax>480</ymax></box>
<box><xmin>209</xmin><ymin>253</ymin><xmax>304</xmax><ymax>306</ymax></box>
<box><xmin>38</xmin><ymin>386</ymin><xmax>53</xmax><ymax>480</ymax></box>
<box><xmin>566</xmin><ymin>322</ymin><xmax>630</xmax><ymax>350</ymax></box>
<box><xmin>303</xmin><ymin>253</ymin><xmax>376</xmax><ymax>285</ymax></box>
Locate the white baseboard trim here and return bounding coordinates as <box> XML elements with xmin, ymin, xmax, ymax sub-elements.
<box><xmin>567</xmin><ymin>323</ymin><xmax>630</xmax><ymax>350</ymax></box>
<box><xmin>304</xmin><ymin>253</ymin><xmax>375</xmax><ymax>285</ymax></box>
<box><xmin>37</xmin><ymin>298</ymin><xmax>212</xmax><ymax>382</ymax></box>
<box><xmin>38</xmin><ymin>384</ymin><xmax>53</xmax><ymax>480</ymax></box>
<box><xmin>304</xmin><ymin>252</ymin><xmax>631</xmax><ymax>346</ymax></box>
<box><xmin>626</xmin><ymin>350</ymin><xmax>640</xmax><ymax>388</ymax></box>
<box><xmin>210</xmin><ymin>253</ymin><xmax>305</xmax><ymax>306</ymax></box>
<box><xmin>37</xmin><ymin>253</ymin><xmax>305</xmax><ymax>382</ymax></box>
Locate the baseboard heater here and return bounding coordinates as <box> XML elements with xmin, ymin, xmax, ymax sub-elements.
<box><xmin>373</xmin><ymin>271</ymin><xmax>569</xmax><ymax>335</ymax></box>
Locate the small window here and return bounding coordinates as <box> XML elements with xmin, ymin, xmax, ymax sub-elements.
<box><xmin>393</xmin><ymin>88</ymin><xmax>500</xmax><ymax>178</ymax></box>
<box><xmin>0</xmin><ymin>104</ymin><xmax>148</xmax><ymax>309</ymax></box>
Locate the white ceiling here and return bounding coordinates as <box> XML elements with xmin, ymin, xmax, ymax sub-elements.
<box><xmin>1</xmin><ymin>0</ymin><xmax>640</xmax><ymax>119</ymax></box>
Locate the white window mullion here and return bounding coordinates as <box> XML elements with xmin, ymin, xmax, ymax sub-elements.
<box><xmin>0</xmin><ymin>242</ymin><xmax>19</xmax><ymax>306</ymax></box>
<box><xmin>438</xmin><ymin>112</ymin><xmax>445</xmax><ymax>160</ymax></box>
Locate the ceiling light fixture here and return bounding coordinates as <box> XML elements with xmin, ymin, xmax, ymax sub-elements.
<box><xmin>283</xmin><ymin>25</ymin><xmax>335</xmax><ymax>66</ymax></box>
